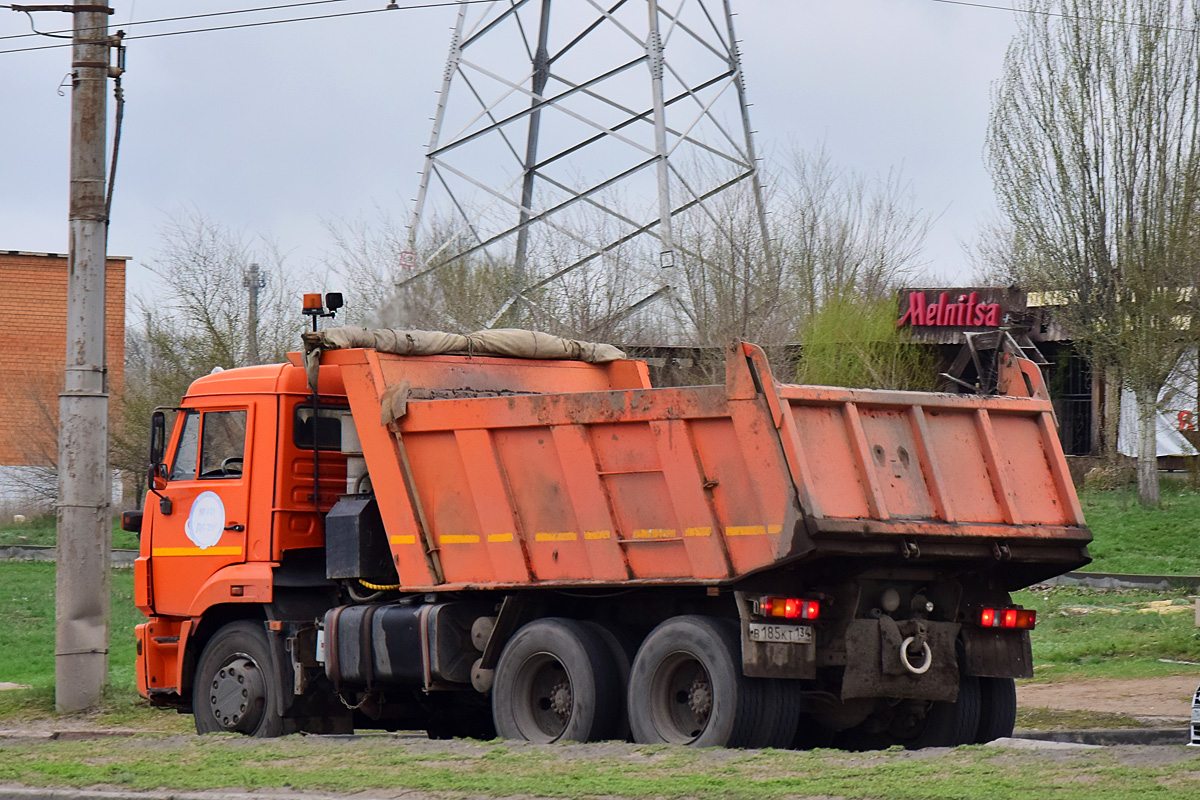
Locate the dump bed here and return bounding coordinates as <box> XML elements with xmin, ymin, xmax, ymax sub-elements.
<box><xmin>324</xmin><ymin>342</ymin><xmax>1090</xmax><ymax>592</ymax></box>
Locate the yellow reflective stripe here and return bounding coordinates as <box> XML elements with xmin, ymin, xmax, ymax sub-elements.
<box><xmin>684</xmin><ymin>527</ymin><xmax>712</xmax><ymax>537</ymax></box>
<box><xmin>440</xmin><ymin>534</ymin><xmax>480</xmax><ymax>544</ymax></box>
<box><xmin>583</xmin><ymin>530</ymin><xmax>611</xmax><ymax>540</ymax></box>
<box><xmin>487</xmin><ymin>533</ymin><xmax>514</xmax><ymax>543</ymax></box>
<box><xmin>725</xmin><ymin>525</ymin><xmax>783</xmax><ymax>537</ymax></box>
<box><xmin>151</xmin><ymin>546</ymin><xmax>242</xmax><ymax>557</ymax></box>
<box><xmin>632</xmin><ymin>528</ymin><xmax>675</xmax><ymax>539</ymax></box>
<box><xmin>535</xmin><ymin>532</ymin><xmax>577</xmax><ymax>542</ymax></box>
<box><xmin>390</xmin><ymin>535</ymin><xmax>416</xmax><ymax>545</ymax></box>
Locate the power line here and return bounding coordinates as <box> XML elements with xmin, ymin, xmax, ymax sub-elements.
<box><xmin>1</xmin><ymin>0</ymin><xmax>359</xmax><ymax>42</ymax></box>
<box><xmin>4</xmin><ymin>0</ymin><xmax>1195</xmax><ymax>58</ymax></box>
<box><xmin>929</xmin><ymin>0</ymin><xmax>1199</xmax><ymax>35</ymax></box>
<box><xmin>0</xmin><ymin>0</ymin><xmax>496</xmax><ymax>55</ymax></box>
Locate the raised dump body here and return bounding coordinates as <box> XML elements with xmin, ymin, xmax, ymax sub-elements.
<box><xmin>133</xmin><ymin>331</ymin><xmax>1090</xmax><ymax>751</ymax></box>
<box><xmin>326</xmin><ymin>341</ymin><xmax>1088</xmax><ymax>591</ymax></box>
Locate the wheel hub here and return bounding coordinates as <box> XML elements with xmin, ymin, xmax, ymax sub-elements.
<box><xmin>208</xmin><ymin>655</ymin><xmax>266</xmax><ymax>731</ymax></box>
<box><xmin>549</xmin><ymin>679</ymin><xmax>573</xmax><ymax>717</ymax></box>
<box><xmin>687</xmin><ymin>677</ymin><xmax>712</xmax><ymax>719</ymax></box>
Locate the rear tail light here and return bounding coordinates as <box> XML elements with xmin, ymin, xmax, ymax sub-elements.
<box><xmin>756</xmin><ymin>596</ymin><xmax>819</xmax><ymax>620</ymax></box>
<box><xmin>979</xmin><ymin>607</ymin><xmax>1036</xmax><ymax>629</ymax></box>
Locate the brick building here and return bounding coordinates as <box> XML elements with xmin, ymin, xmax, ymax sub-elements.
<box><xmin>0</xmin><ymin>251</ymin><xmax>126</xmax><ymax>505</ymax></box>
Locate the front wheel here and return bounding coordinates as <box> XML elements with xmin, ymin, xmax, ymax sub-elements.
<box><xmin>193</xmin><ymin>620</ymin><xmax>296</xmax><ymax>737</ymax></box>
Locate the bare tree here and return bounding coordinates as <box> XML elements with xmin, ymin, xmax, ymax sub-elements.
<box><xmin>777</xmin><ymin>147</ymin><xmax>932</xmax><ymax>320</ymax></box>
<box><xmin>326</xmin><ymin>202</ymin><xmax>663</xmax><ymax>342</ymax></box>
<box><xmin>114</xmin><ymin>210</ymin><xmax>313</xmax><ymax>481</ymax></box>
<box><xmin>986</xmin><ymin>0</ymin><xmax>1200</xmax><ymax>505</ymax></box>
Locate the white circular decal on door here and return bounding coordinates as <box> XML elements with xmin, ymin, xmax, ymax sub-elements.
<box><xmin>185</xmin><ymin>491</ymin><xmax>226</xmax><ymax>550</ymax></box>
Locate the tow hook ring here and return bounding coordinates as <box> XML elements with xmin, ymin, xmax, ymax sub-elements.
<box><xmin>899</xmin><ymin>636</ymin><xmax>932</xmax><ymax>675</ymax></box>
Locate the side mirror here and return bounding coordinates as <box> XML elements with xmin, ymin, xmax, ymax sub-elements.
<box><xmin>149</xmin><ymin>410</ymin><xmax>170</xmax><ymax>499</ymax></box>
<box><xmin>147</xmin><ymin>410</ymin><xmax>174</xmax><ymax>514</ymax></box>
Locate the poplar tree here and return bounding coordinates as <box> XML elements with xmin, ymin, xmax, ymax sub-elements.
<box><xmin>986</xmin><ymin>0</ymin><xmax>1200</xmax><ymax>506</ymax></box>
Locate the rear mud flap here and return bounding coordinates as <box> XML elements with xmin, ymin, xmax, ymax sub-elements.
<box><xmin>842</xmin><ymin>619</ymin><xmax>961</xmax><ymax>702</ymax></box>
<box><xmin>961</xmin><ymin>626</ymin><xmax>1033</xmax><ymax>679</ymax></box>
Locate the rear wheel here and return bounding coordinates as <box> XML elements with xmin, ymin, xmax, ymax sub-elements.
<box><xmin>193</xmin><ymin>621</ymin><xmax>296</xmax><ymax>737</ymax></box>
<box><xmin>838</xmin><ymin>674</ymin><xmax>981</xmax><ymax>751</ymax></box>
<box><xmin>888</xmin><ymin>674</ymin><xmax>980</xmax><ymax>749</ymax></box>
<box><xmin>627</xmin><ymin>616</ymin><xmax>773</xmax><ymax>748</ymax></box>
<box><xmin>974</xmin><ymin>677</ymin><xmax>1017</xmax><ymax>743</ymax></box>
<box><xmin>756</xmin><ymin>678</ymin><xmax>802</xmax><ymax>749</ymax></box>
<box><xmin>582</xmin><ymin>620</ymin><xmax>637</xmax><ymax>741</ymax></box>
<box><xmin>491</xmin><ymin>618</ymin><xmax>621</xmax><ymax>743</ymax></box>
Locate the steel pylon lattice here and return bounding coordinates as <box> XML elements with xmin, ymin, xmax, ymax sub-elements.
<box><xmin>406</xmin><ymin>0</ymin><xmax>772</xmax><ymax>335</ymax></box>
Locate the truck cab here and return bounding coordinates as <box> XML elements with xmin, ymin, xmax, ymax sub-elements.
<box><xmin>134</xmin><ymin>363</ymin><xmax>349</xmax><ymax>725</ymax></box>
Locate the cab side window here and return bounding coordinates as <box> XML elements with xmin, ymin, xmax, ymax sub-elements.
<box><xmin>169</xmin><ymin>411</ymin><xmax>200</xmax><ymax>481</ymax></box>
<box><xmin>199</xmin><ymin>411</ymin><xmax>248</xmax><ymax>478</ymax></box>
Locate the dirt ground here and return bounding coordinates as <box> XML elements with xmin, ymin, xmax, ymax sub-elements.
<box><xmin>1</xmin><ymin>676</ymin><xmax>1196</xmax><ymax>740</ymax></box>
<box><xmin>1017</xmin><ymin>675</ymin><xmax>1198</xmax><ymax>723</ymax></box>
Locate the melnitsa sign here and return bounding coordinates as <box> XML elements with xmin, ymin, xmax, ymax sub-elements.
<box><xmin>897</xmin><ymin>290</ymin><xmax>1004</xmax><ymax>328</ymax></box>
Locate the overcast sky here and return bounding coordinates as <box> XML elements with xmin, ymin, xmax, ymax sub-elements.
<box><xmin>0</xmin><ymin>0</ymin><xmax>1020</xmax><ymax>308</ymax></box>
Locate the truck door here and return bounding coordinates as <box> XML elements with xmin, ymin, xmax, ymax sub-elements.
<box><xmin>149</xmin><ymin>405</ymin><xmax>254</xmax><ymax>617</ymax></box>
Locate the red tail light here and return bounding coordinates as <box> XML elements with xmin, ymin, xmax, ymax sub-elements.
<box><xmin>757</xmin><ymin>596</ymin><xmax>819</xmax><ymax>620</ymax></box>
<box><xmin>979</xmin><ymin>607</ymin><xmax>1035</xmax><ymax>629</ymax></box>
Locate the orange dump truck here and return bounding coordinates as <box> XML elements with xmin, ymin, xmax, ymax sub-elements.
<box><xmin>129</xmin><ymin>323</ymin><xmax>1090</xmax><ymax>748</ymax></box>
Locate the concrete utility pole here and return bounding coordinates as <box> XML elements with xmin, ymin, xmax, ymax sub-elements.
<box><xmin>244</xmin><ymin>262</ymin><xmax>266</xmax><ymax>365</ymax></box>
<box><xmin>57</xmin><ymin>0</ymin><xmax>114</xmax><ymax>712</ymax></box>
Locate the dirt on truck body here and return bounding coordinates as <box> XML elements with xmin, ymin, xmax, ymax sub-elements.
<box><xmin>127</xmin><ymin>324</ymin><xmax>1090</xmax><ymax>749</ymax></box>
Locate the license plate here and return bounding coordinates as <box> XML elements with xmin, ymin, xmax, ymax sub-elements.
<box><xmin>748</xmin><ymin>622</ymin><xmax>812</xmax><ymax>644</ymax></box>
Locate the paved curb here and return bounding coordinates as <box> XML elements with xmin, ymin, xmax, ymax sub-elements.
<box><xmin>0</xmin><ymin>547</ymin><xmax>137</xmax><ymax>565</ymax></box>
<box><xmin>1013</xmin><ymin>727</ymin><xmax>1187</xmax><ymax>746</ymax></box>
<box><xmin>1045</xmin><ymin>571</ymin><xmax>1200</xmax><ymax>592</ymax></box>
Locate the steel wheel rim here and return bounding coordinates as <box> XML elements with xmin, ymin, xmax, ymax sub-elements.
<box><xmin>886</xmin><ymin>699</ymin><xmax>933</xmax><ymax>742</ymax></box>
<box><xmin>648</xmin><ymin>651</ymin><xmax>712</xmax><ymax>744</ymax></box>
<box><xmin>511</xmin><ymin>652</ymin><xmax>574</xmax><ymax>743</ymax></box>
<box><xmin>207</xmin><ymin>652</ymin><xmax>267</xmax><ymax>733</ymax></box>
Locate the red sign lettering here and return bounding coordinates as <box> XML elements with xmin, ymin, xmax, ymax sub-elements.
<box><xmin>897</xmin><ymin>291</ymin><xmax>1001</xmax><ymax>328</ymax></box>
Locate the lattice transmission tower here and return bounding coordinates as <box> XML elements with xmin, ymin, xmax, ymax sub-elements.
<box><xmin>406</xmin><ymin>0</ymin><xmax>772</xmax><ymax>339</ymax></box>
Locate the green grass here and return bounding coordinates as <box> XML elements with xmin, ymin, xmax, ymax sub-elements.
<box><xmin>1</xmin><ymin>735</ymin><xmax>1199</xmax><ymax>799</ymax></box>
<box><xmin>0</xmin><ymin>561</ymin><xmax>190</xmax><ymax>732</ymax></box>
<box><xmin>1016</xmin><ymin>585</ymin><xmax>1200</xmax><ymax>679</ymax></box>
<box><xmin>1078</xmin><ymin>485</ymin><xmax>1200</xmax><ymax>575</ymax></box>
<box><xmin>0</xmin><ymin>514</ymin><xmax>137</xmax><ymax>551</ymax></box>
<box><xmin>0</xmin><ymin>562</ymin><xmax>141</xmax><ymax>689</ymax></box>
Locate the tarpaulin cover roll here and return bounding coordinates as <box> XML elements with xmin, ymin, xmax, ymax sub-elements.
<box><xmin>301</xmin><ymin>327</ymin><xmax>625</xmax><ymax>391</ymax></box>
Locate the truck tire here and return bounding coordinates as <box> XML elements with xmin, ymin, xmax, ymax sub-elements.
<box><xmin>627</xmin><ymin>616</ymin><xmax>771</xmax><ymax>748</ymax></box>
<box><xmin>838</xmin><ymin>674</ymin><xmax>981</xmax><ymax>751</ymax></box>
<box><xmin>907</xmin><ymin>674</ymin><xmax>980</xmax><ymax>748</ymax></box>
<box><xmin>888</xmin><ymin>674</ymin><xmax>982</xmax><ymax>749</ymax></box>
<box><xmin>193</xmin><ymin>621</ymin><xmax>297</xmax><ymax>737</ymax></box>
<box><xmin>973</xmin><ymin>677</ymin><xmax>1017</xmax><ymax>743</ymax></box>
<box><xmin>759</xmin><ymin>679</ymin><xmax>802</xmax><ymax>750</ymax></box>
<box><xmin>582</xmin><ymin>620</ymin><xmax>636</xmax><ymax>741</ymax></box>
<box><xmin>491</xmin><ymin>617</ymin><xmax>621</xmax><ymax>743</ymax></box>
